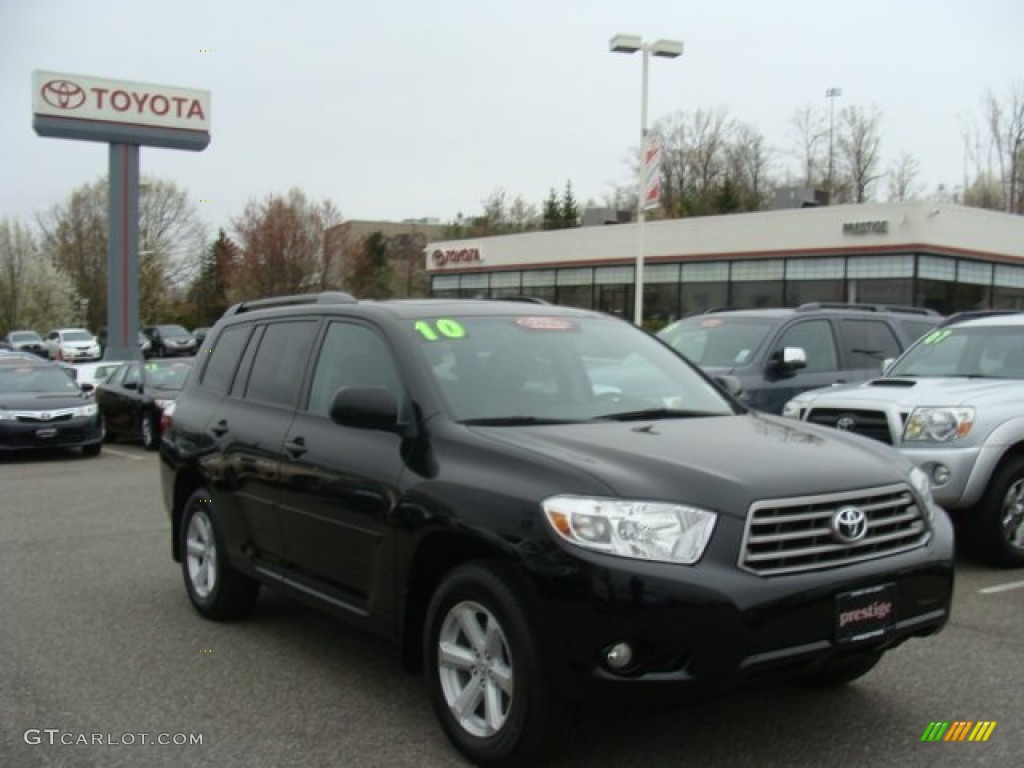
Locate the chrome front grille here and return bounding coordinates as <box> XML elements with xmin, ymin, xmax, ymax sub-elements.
<box><xmin>739</xmin><ymin>483</ymin><xmax>930</xmax><ymax>576</ymax></box>
<box><xmin>805</xmin><ymin>407</ymin><xmax>893</xmax><ymax>444</ymax></box>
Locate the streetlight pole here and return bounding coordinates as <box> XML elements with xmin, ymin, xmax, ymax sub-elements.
<box><xmin>610</xmin><ymin>34</ymin><xmax>683</xmax><ymax>326</ymax></box>
<box><xmin>826</xmin><ymin>87</ymin><xmax>842</xmax><ymax>204</ymax></box>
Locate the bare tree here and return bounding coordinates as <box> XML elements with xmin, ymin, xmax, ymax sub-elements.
<box><xmin>230</xmin><ymin>189</ymin><xmax>343</xmax><ymax>301</ymax></box>
<box><xmin>836</xmin><ymin>105</ymin><xmax>884</xmax><ymax>203</ymax></box>
<box><xmin>788</xmin><ymin>104</ymin><xmax>826</xmax><ymax>189</ymax></box>
<box><xmin>886</xmin><ymin>152</ymin><xmax>921</xmax><ymax>201</ymax></box>
<box><xmin>982</xmin><ymin>84</ymin><xmax>1024</xmax><ymax>213</ymax></box>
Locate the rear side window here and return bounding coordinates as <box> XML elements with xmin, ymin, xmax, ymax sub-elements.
<box><xmin>244</xmin><ymin>320</ymin><xmax>319</xmax><ymax>408</ymax></box>
<box><xmin>200</xmin><ymin>325</ymin><xmax>251</xmax><ymax>395</ymax></box>
<box><xmin>839</xmin><ymin>319</ymin><xmax>902</xmax><ymax>368</ymax></box>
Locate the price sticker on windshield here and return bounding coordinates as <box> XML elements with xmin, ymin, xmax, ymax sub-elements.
<box><xmin>514</xmin><ymin>317</ymin><xmax>577</xmax><ymax>331</ymax></box>
<box><xmin>922</xmin><ymin>329</ymin><xmax>953</xmax><ymax>345</ymax></box>
<box><xmin>414</xmin><ymin>318</ymin><xmax>466</xmax><ymax>341</ymax></box>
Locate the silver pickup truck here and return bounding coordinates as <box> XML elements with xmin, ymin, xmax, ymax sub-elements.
<box><xmin>782</xmin><ymin>312</ymin><xmax>1024</xmax><ymax>567</ymax></box>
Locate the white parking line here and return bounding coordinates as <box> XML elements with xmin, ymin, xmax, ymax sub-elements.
<box><xmin>103</xmin><ymin>447</ymin><xmax>147</xmax><ymax>461</ymax></box>
<box><xmin>978</xmin><ymin>581</ymin><xmax>1024</xmax><ymax>595</ymax></box>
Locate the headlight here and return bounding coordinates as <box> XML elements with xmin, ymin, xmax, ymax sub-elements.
<box><xmin>0</xmin><ymin>409</ymin><xmax>14</xmax><ymax>421</ymax></box>
<box><xmin>909</xmin><ymin>466</ymin><xmax>938</xmax><ymax>523</ymax></box>
<box><xmin>72</xmin><ymin>404</ymin><xmax>98</xmax><ymax>417</ymax></box>
<box><xmin>903</xmin><ymin>407</ymin><xmax>974</xmax><ymax>442</ymax></box>
<box><xmin>154</xmin><ymin>398</ymin><xmax>174</xmax><ymax>411</ymax></box>
<box><xmin>542</xmin><ymin>495</ymin><xmax>717</xmax><ymax>565</ymax></box>
<box><xmin>781</xmin><ymin>400</ymin><xmax>805</xmax><ymax>419</ymax></box>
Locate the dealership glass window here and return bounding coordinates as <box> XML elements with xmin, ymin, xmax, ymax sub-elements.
<box><xmin>594</xmin><ymin>266</ymin><xmax>635</xmax><ymax>319</ymax></box>
<box><xmin>955</xmin><ymin>260</ymin><xmax>993</xmax><ymax>310</ymax></box>
<box><xmin>557</xmin><ymin>285</ymin><xmax>594</xmax><ymax>309</ymax></box>
<box><xmin>849</xmin><ymin>278</ymin><xmax>913</xmax><ymax>305</ymax></box>
<box><xmin>594</xmin><ymin>266</ymin><xmax>635</xmax><ymax>284</ymax></box>
<box><xmin>993</xmin><ymin>264</ymin><xmax>1024</xmax><ymax>309</ymax></box>
<box><xmin>522</xmin><ymin>269</ymin><xmax>556</xmax><ymax>288</ymax></box>
<box><xmin>430</xmin><ymin>274</ymin><xmax>460</xmax><ymax>299</ymax></box>
<box><xmin>489</xmin><ymin>271</ymin><xmax>522</xmax><ymax>289</ymax></box>
<box><xmin>682</xmin><ymin>262</ymin><xmax>729</xmax><ymax>282</ymax></box>
<box><xmin>458</xmin><ymin>273</ymin><xmax>488</xmax><ymax>298</ymax></box>
<box><xmin>785</xmin><ymin>279</ymin><xmax>845</xmax><ymax>306</ymax></box>
<box><xmin>847</xmin><ymin>254</ymin><xmax>914</xmax><ymax>278</ymax></box>
<box><xmin>958</xmin><ymin>260</ymin><xmax>993</xmax><ymax>285</ymax></box>
<box><xmin>786</xmin><ymin>257</ymin><xmax>845</xmax><ymax>280</ymax></box>
<box><xmin>679</xmin><ymin>282</ymin><xmax>728</xmax><ymax>315</ymax></box>
<box><xmin>555</xmin><ymin>267</ymin><xmax>594</xmax><ymax>306</ymax></box>
<box><xmin>644</xmin><ymin>283</ymin><xmax>680</xmax><ymax>327</ymax></box>
<box><xmin>917</xmin><ymin>278</ymin><xmax>955</xmax><ymax>314</ymax></box>
<box><xmin>730</xmin><ymin>259</ymin><xmax>784</xmax><ymax>308</ymax></box>
<box><xmin>918</xmin><ymin>255</ymin><xmax>956</xmax><ymax>281</ymax></box>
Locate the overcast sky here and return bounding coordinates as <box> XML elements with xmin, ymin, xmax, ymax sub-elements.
<box><xmin>2</xmin><ymin>0</ymin><xmax>1022</xmax><ymax>235</ymax></box>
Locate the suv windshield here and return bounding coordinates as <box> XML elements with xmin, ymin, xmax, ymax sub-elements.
<box><xmin>413</xmin><ymin>314</ymin><xmax>735</xmax><ymax>423</ymax></box>
<box><xmin>888</xmin><ymin>325</ymin><xmax>1024</xmax><ymax>378</ymax></box>
<box><xmin>659</xmin><ymin>316</ymin><xmax>776</xmax><ymax>367</ymax></box>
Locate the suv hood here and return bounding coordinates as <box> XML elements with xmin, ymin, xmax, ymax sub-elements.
<box><xmin>803</xmin><ymin>376</ymin><xmax>1024</xmax><ymax>408</ymax></box>
<box><xmin>470</xmin><ymin>413</ymin><xmax>912</xmax><ymax>519</ymax></box>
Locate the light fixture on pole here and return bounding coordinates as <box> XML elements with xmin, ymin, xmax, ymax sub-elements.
<box><xmin>610</xmin><ymin>34</ymin><xmax>683</xmax><ymax>326</ymax></box>
<box><xmin>826</xmin><ymin>87</ymin><xmax>842</xmax><ymax>204</ymax></box>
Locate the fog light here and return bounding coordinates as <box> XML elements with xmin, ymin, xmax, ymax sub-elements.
<box><xmin>605</xmin><ymin>642</ymin><xmax>634</xmax><ymax>670</ymax></box>
<box><xmin>931</xmin><ymin>464</ymin><xmax>951</xmax><ymax>486</ymax></box>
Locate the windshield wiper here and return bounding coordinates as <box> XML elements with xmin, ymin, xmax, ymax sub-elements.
<box><xmin>461</xmin><ymin>416</ymin><xmax>583</xmax><ymax>426</ymax></box>
<box><xmin>599</xmin><ymin>408</ymin><xmax>711</xmax><ymax>422</ymax></box>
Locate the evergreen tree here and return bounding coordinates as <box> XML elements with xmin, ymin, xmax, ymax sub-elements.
<box><xmin>542</xmin><ymin>189</ymin><xmax>561</xmax><ymax>230</ymax></box>
<box><xmin>560</xmin><ymin>181</ymin><xmax>579</xmax><ymax>227</ymax></box>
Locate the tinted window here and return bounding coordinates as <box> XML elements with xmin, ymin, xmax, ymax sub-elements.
<box><xmin>775</xmin><ymin>320</ymin><xmax>838</xmax><ymax>372</ymax></box>
<box><xmin>840</xmin><ymin>319</ymin><xmax>902</xmax><ymax>368</ymax></box>
<box><xmin>144</xmin><ymin>360</ymin><xmax>194</xmax><ymax>390</ymax></box>
<box><xmin>307</xmin><ymin>322</ymin><xmax>402</xmax><ymax>416</ymax></box>
<box><xmin>244</xmin><ymin>320</ymin><xmax>319</xmax><ymax>408</ymax></box>
<box><xmin>659</xmin><ymin>316</ymin><xmax>776</xmax><ymax>366</ymax></box>
<box><xmin>122</xmin><ymin>363</ymin><xmax>141</xmax><ymax>388</ymax></box>
<box><xmin>200</xmin><ymin>325</ymin><xmax>251</xmax><ymax>395</ymax></box>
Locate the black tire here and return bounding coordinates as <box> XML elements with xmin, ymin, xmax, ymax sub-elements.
<box><xmin>179</xmin><ymin>488</ymin><xmax>259</xmax><ymax>620</ymax></box>
<box><xmin>795</xmin><ymin>650</ymin><xmax>882</xmax><ymax>688</ymax></box>
<box><xmin>81</xmin><ymin>443</ymin><xmax>101</xmax><ymax>457</ymax></box>
<box><xmin>424</xmin><ymin>562</ymin><xmax>563</xmax><ymax>768</ymax></box>
<box><xmin>141</xmin><ymin>410</ymin><xmax>160</xmax><ymax>451</ymax></box>
<box><xmin>970</xmin><ymin>455</ymin><xmax>1024</xmax><ymax>568</ymax></box>
<box><xmin>100</xmin><ymin>414</ymin><xmax>115</xmax><ymax>443</ymax></box>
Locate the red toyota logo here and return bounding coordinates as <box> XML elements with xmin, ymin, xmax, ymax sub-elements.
<box><xmin>41</xmin><ymin>79</ymin><xmax>86</xmax><ymax>110</ymax></box>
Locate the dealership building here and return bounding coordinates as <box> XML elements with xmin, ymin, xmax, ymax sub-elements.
<box><xmin>425</xmin><ymin>201</ymin><xmax>1024</xmax><ymax>324</ymax></box>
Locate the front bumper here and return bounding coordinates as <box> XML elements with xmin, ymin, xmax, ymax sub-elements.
<box><xmin>525</xmin><ymin>509</ymin><xmax>954</xmax><ymax>704</ymax></box>
<box><xmin>0</xmin><ymin>414</ymin><xmax>103</xmax><ymax>451</ymax></box>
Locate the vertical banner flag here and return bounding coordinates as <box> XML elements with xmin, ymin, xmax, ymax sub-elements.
<box><xmin>642</xmin><ymin>132</ymin><xmax>662</xmax><ymax>210</ymax></box>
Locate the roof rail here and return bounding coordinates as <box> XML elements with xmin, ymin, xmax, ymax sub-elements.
<box><xmin>795</xmin><ymin>302</ymin><xmax>939</xmax><ymax>316</ymax></box>
<box><xmin>938</xmin><ymin>309</ymin><xmax>1023</xmax><ymax>327</ymax></box>
<box><xmin>477</xmin><ymin>294</ymin><xmax>551</xmax><ymax>305</ymax></box>
<box><xmin>223</xmin><ymin>291</ymin><xmax>358</xmax><ymax>317</ymax></box>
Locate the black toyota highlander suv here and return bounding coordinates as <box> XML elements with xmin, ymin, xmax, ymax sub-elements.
<box><xmin>160</xmin><ymin>293</ymin><xmax>954</xmax><ymax>767</ymax></box>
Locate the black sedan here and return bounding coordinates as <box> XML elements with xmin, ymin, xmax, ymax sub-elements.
<box><xmin>95</xmin><ymin>359</ymin><xmax>193</xmax><ymax>450</ymax></box>
<box><xmin>0</xmin><ymin>358</ymin><xmax>102</xmax><ymax>455</ymax></box>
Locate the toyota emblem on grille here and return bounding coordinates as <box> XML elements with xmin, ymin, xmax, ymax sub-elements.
<box><xmin>832</xmin><ymin>506</ymin><xmax>868</xmax><ymax>543</ymax></box>
<box><xmin>40</xmin><ymin>412</ymin><xmax>52</xmax><ymax>421</ymax></box>
<box><xmin>835</xmin><ymin>414</ymin><xmax>857</xmax><ymax>431</ymax></box>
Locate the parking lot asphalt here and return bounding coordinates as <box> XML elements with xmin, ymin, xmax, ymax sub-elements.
<box><xmin>1</xmin><ymin>446</ymin><xmax>1022</xmax><ymax>768</ymax></box>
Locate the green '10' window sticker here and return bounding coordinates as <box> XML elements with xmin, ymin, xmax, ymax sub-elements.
<box><xmin>414</xmin><ymin>318</ymin><xmax>466</xmax><ymax>341</ymax></box>
<box><xmin>922</xmin><ymin>329</ymin><xmax>953</xmax><ymax>345</ymax></box>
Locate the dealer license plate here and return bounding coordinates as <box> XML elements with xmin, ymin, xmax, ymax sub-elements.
<box><xmin>835</xmin><ymin>583</ymin><xmax>895</xmax><ymax>643</ymax></box>
<box><xmin>35</xmin><ymin>427</ymin><xmax>58</xmax><ymax>439</ymax></box>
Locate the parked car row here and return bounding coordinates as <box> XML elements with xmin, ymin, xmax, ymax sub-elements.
<box><xmin>3</xmin><ymin>324</ymin><xmax>207</xmax><ymax>362</ymax></box>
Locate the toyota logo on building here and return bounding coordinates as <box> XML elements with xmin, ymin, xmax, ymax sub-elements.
<box><xmin>835</xmin><ymin>414</ymin><xmax>857</xmax><ymax>431</ymax></box>
<box><xmin>832</xmin><ymin>506</ymin><xmax>868</xmax><ymax>543</ymax></box>
<box><xmin>40</xmin><ymin>79</ymin><xmax>86</xmax><ymax>110</ymax></box>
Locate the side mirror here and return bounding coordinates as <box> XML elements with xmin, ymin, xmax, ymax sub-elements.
<box><xmin>771</xmin><ymin>346</ymin><xmax>807</xmax><ymax>372</ymax></box>
<box><xmin>80</xmin><ymin>383</ymin><xmax>95</xmax><ymax>394</ymax></box>
<box><xmin>329</xmin><ymin>386</ymin><xmax>401</xmax><ymax>433</ymax></box>
<box><xmin>124</xmin><ymin>380</ymin><xmax>139</xmax><ymax>391</ymax></box>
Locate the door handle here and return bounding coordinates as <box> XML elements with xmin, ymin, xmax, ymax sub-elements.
<box><xmin>210</xmin><ymin>419</ymin><xmax>228</xmax><ymax>438</ymax></box>
<box><xmin>284</xmin><ymin>437</ymin><xmax>307</xmax><ymax>458</ymax></box>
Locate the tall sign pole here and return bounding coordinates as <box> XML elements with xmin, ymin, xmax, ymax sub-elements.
<box><xmin>32</xmin><ymin>71</ymin><xmax>211</xmax><ymax>362</ymax></box>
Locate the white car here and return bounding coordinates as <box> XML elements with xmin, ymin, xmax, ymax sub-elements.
<box><xmin>72</xmin><ymin>361</ymin><xmax>125</xmax><ymax>396</ymax></box>
<box><xmin>45</xmin><ymin>328</ymin><xmax>101</xmax><ymax>362</ymax></box>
